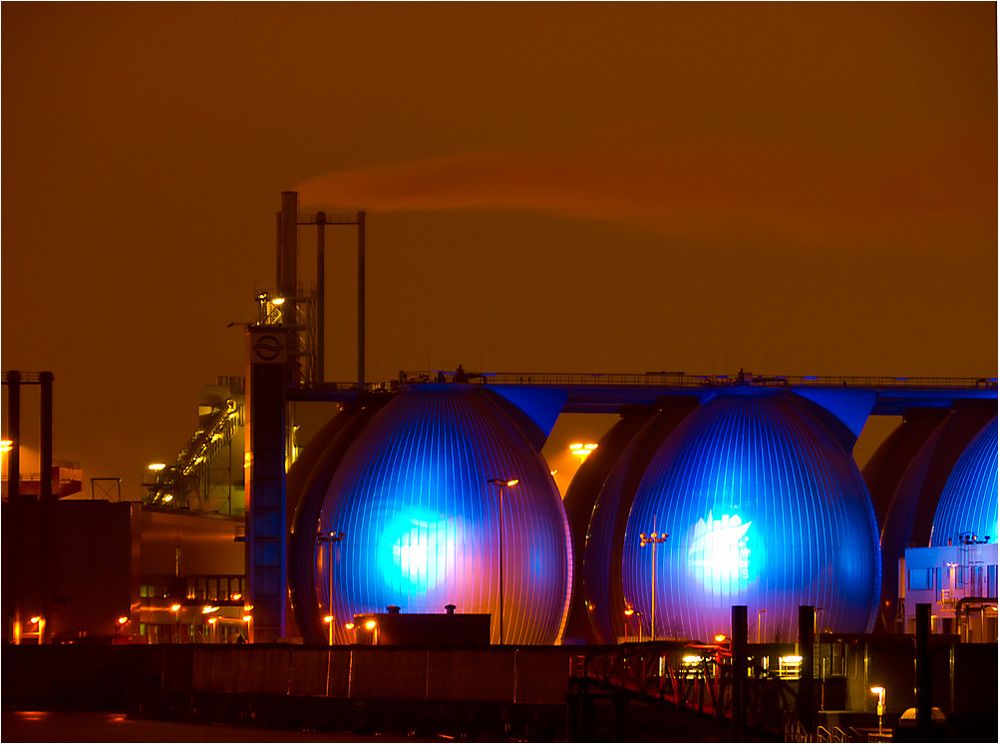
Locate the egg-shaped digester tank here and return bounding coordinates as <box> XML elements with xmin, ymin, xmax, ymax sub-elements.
<box><xmin>622</xmin><ymin>392</ymin><xmax>881</xmax><ymax>643</ymax></box>
<box><xmin>931</xmin><ymin>418</ymin><xmax>998</xmax><ymax>546</ymax></box>
<box><xmin>314</xmin><ymin>387</ymin><xmax>571</xmax><ymax>644</ymax></box>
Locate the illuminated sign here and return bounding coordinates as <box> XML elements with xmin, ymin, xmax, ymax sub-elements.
<box><xmin>688</xmin><ymin>511</ymin><xmax>752</xmax><ymax>588</ymax></box>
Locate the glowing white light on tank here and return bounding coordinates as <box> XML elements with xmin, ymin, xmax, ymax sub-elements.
<box><xmin>390</xmin><ymin>516</ymin><xmax>461</xmax><ymax>591</ymax></box>
<box><xmin>688</xmin><ymin>511</ymin><xmax>752</xmax><ymax>587</ymax></box>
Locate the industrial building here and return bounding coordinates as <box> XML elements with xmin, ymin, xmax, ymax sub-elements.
<box><xmin>2</xmin><ymin>192</ymin><xmax>997</xmax><ymax>742</ymax></box>
<box><xmin>4</xmin><ymin>192</ymin><xmax>995</xmax><ymax>652</ymax></box>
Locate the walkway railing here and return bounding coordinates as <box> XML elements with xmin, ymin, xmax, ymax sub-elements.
<box><xmin>390</xmin><ymin>369</ymin><xmax>997</xmax><ymax>390</ymax></box>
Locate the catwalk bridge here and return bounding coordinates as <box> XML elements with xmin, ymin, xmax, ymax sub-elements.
<box><xmin>290</xmin><ymin>369</ymin><xmax>998</xmax><ymax>416</ymax></box>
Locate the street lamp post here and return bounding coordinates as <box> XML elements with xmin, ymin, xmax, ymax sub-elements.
<box><xmin>625</xmin><ymin>607</ymin><xmax>643</xmax><ymax>643</ymax></box>
<box><xmin>870</xmin><ymin>686</ymin><xmax>886</xmax><ymax>735</ymax></box>
<box><xmin>170</xmin><ymin>603</ymin><xmax>181</xmax><ymax>643</ymax></box>
<box><xmin>316</xmin><ymin>530</ymin><xmax>346</xmax><ymax>645</ymax></box>
<box><xmin>639</xmin><ymin>519</ymin><xmax>668</xmax><ymax>641</ymax></box>
<box><xmin>487</xmin><ymin>478</ymin><xmax>519</xmax><ymax>645</ymax></box>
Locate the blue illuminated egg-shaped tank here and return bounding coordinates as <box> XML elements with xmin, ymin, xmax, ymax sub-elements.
<box><xmin>930</xmin><ymin>418</ymin><xmax>998</xmax><ymax>546</ymax></box>
<box><xmin>314</xmin><ymin>387</ymin><xmax>571</xmax><ymax>644</ymax></box>
<box><xmin>622</xmin><ymin>392</ymin><xmax>880</xmax><ymax>642</ymax></box>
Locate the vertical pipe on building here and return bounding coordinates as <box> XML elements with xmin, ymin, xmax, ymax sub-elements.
<box><xmin>275</xmin><ymin>211</ymin><xmax>283</xmax><ymax>294</ymax></box>
<box><xmin>39</xmin><ymin>372</ymin><xmax>53</xmax><ymax>502</ymax></box>
<box><xmin>915</xmin><ymin>603</ymin><xmax>932</xmax><ymax>737</ymax></box>
<box><xmin>731</xmin><ymin>605</ymin><xmax>747</xmax><ymax>742</ymax></box>
<box><xmin>7</xmin><ymin>371</ymin><xmax>21</xmax><ymax>501</ymax></box>
<box><xmin>356</xmin><ymin>211</ymin><xmax>366</xmax><ymax>385</ymax></box>
<box><xmin>798</xmin><ymin>605</ymin><xmax>816</xmax><ymax>733</ymax></box>
<box><xmin>38</xmin><ymin>372</ymin><xmax>54</xmax><ymax>644</ymax></box>
<box><xmin>280</xmin><ymin>192</ymin><xmax>298</xmax><ymax>299</ymax></box>
<box><xmin>280</xmin><ymin>192</ymin><xmax>299</xmax><ymax>387</ymax></box>
<box><xmin>5</xmin><ymin>371</ymin><xmax>22</xmax><ymax>644</ymax></box>
<box><xmin>315</xmin><ymin>212</ymin><xmax>326</xmax><ymax>384</ymax></box>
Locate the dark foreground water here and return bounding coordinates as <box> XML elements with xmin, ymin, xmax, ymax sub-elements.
<box><xmin>2</xmin><ymin>711</ymin><xmax>439</xmax><ymax>743</ymax></box>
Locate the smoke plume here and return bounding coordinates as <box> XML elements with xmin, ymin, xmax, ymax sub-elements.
<box><xmin>299</xmin><ymin>140</ymin><xmax>993</xmax><ymax>251</ymax></box>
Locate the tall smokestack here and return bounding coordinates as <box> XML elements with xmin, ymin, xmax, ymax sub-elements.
<box><xmin>39</xmin><ymin>372</ymin><xmax>53</xmax><ymax>502</ymax></box>
<box><xmin>357</xmin><ymin>210</ymin><xmax>366</xmax><ymax>385</ymax></box>
<box><xmin>315</xmin><ymin>211</ymin><xmax>326</xmax><ymax>383</ymax></box>
<box><xmin>280</xmin><ymin>192</ymin><xmax>299</xmax><ymax>378</ymax></box>
<box><xmin>6</xmin><ymin>371</ymin><xmax>20</xmax><ymax>501</ymax></box>
<box><xmin>280</xmin><ymin>191</ymin><xmax>298</xmax><ymax>300</ymax></box>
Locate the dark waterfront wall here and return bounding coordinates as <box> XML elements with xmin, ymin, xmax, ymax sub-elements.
<box><xmin>3</xmin><ymin>639</ymin><xmax>997</xmax><ymax>742</ymax></box>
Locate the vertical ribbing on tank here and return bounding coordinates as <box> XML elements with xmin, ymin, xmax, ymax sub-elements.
<box><xmin>314</xmin><ymin>389</ymin><xmax>570</xmax><ymax>645</ymax></box>
<box><xmin>931</xmin><ymin>418</ymin><xmax>999</xmax><ymax>546</ymax></box>
<box><xmin>622</xmin><ymin>392</ymin><xmax>880</xmax><ymax>643</ymax></box>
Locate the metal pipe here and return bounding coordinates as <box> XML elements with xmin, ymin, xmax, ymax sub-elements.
<box><xmin>499</xmin><ymin>482</ymin><xmax>505</xmax><ymax>645</ymax></box>
<box><xmin>731</xmin><ymin>605</ymin><xmax>747</xmax><ymax>742</ymax></box>
<box><xmin>357</xmin><ymin>211</ymin><xmax>366</xmax><ymax>385</ymax></box>
<box><xmin>915</xmin><ymin>603</ymin><xmax>932</xmax><ymax>736</ymax></box>
<box><xmin>6</xmin><ymin>370</ymin><xmax>22</xmax><ymax>645</ymax></box>
<box><xmin>281</xmin><ymin>192</ymin><xmax>299</xmax><ymax>384</ymax></box>
<box><xmin>275</xmin><ymin>211</ymin><xmax>282</xmax><ymax>293</ymax></box>
<box><xmin>6</xmin><ymin>371</ymin><xmax>21</xmax><ymax>501</ymax></box>
<box><xmin>315</xmin><ymin>211</ymin><xmax>326</xmax><ymax>383</ymax></box>
<box><xmin>39</xmin><ymin>372</ymin><xmax>53</xmax><ymax>502</ymax></box>
<box><xmin>280</xmin><ymin>192</ymin><xmax>298</xmax><ymax>299</ymax></box>
<box><xmin>38</xmin><ymin>371</ymin><xmax>54</xmax><ymax>644</ymax></box>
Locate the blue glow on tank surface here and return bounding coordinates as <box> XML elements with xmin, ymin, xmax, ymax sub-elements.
<box><xmin>931</xmin><ymin>418</ymin><xmax>998</xmax><ymax>546</ymax></box>
<box><xmin>687</xmin><ymin>511</ymin><xmax>756</xmax><ymax>590</ymax></box>
<box><xmin>314</xmin><ymin>388</ymin><xmax>572</xmax><ymax>644</ymax></box>
<box><xmin>622</xmin><ymin>393</ymin><xmax>881</xmax><ymax>643</ymax></box>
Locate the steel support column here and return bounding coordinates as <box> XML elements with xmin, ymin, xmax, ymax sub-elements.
<box><xmin>798</xmin><ymin>605</ymin><xmax>816</xmax><ymax>732</ymax></box>
<box><xmin>731</xmin><ymin>605</ymin><xmax>747</xmax><ymax>741</ymax></box>
<box><xmin>246</xmin><ymin>331</ymin><xmax>291</xmax><ymax>642</ymax></box>
<box><xmin>915</xmin><ymin>603</ymin><xmax>932</xmax><ymax>737</ymax></box>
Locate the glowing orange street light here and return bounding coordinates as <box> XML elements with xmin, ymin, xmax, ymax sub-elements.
<box><xmin>207</xmin><ymin>616</ymin><xmax>218</xmax><ymax>642</ymax></box>
<box><xmin>364</xmin><ymin>619</ymin><xmax>376</xmax><ymax>631</ymax></box>
<box><xmin>29</xmin><ymin>615</ymin><xmax>46</xmax><ymax>644</ymax></box>
<box><xmin>344</xmin><ymin>622</ymin><xmax>355</xmax><ymax>631</ymax></box>
<box><xmin>1</xmin><ymin>439</ymin><xmax>14</xmax><ymax>453</ymax></box>
<box><xmin>569</xmin><ymin>443</ymin><xmax>599</xmax><ymax>462</ymax></box>
<box><xmin>870</xmin><ymin>686</ymin><xmax>886</xmax><ymax>734</ymax></box>
<box><xmin>147</xmin><ymin>463</ymin><xmax>166</xmax><ymax>472</ymax></box>
<box><xmin>170</xmin><ymin>603</ymin><xmax>181</xmax><ymax>643</ymax></box>
<box><xmin>624</xmin><ymin>607</ymin><xmax>643</xmax><ymax>644</ymax></box>
<box><xmin>323</xmin><ymin>615</ymin><xmax>335</xmax><ymax>646</ymax></box>
<box><xmin>316</xmin><ymin>530</ymin><xmax>346</xmax><ymax>647</ymax></box>
<box><xmin>488</xmin><ymin>477</ymin><xmax>519</xmax><ymax>644</ymax></box>
<box><xmin>639</xmin><ymin>519</ymin><xmax>669</xmax><ymax>642</ymax></box>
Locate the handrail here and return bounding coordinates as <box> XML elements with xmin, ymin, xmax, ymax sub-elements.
<box><xmin>145</xmin><ymin>399</ymin><xmax>242</xmax><ymax>511</ymax></box>
<box><xmin>385</xmin><ymin>369</ymin><xmax>998</xmax><ymax>390</ymax></box>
